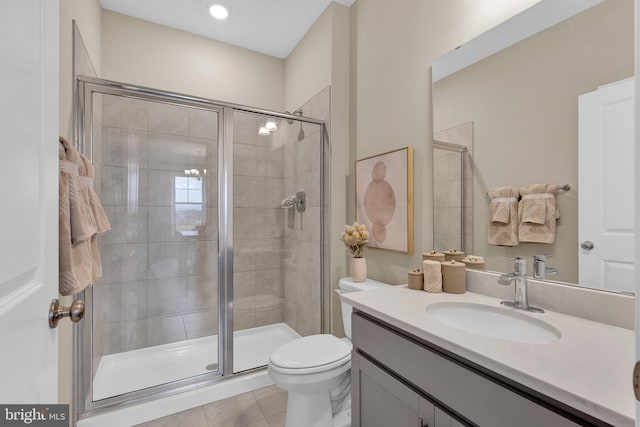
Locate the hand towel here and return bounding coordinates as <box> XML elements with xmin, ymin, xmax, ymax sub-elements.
<box><xmin>59</xmin><ymin>137</ymin><xmax>111</xmax><ymax>295</ymax></box>
<box><xmin>518</xmin><ymin>184</ymin><xmax>560</xmax><ymax>244</ymax></box>
<box><xmin>487</xmin><ymin>187</ymin><xmax>520</xmax><ymax>246</ymax></box>
<box><xmin>422</xmin><ymin>260</ymin><xmax>442</xmax><ymax>293</ymax></box>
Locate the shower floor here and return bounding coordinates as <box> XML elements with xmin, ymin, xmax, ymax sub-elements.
<box><xmin>93</xmin><ymin>323</ymin><xmax>300</xmax><ymax>401</ymax></box>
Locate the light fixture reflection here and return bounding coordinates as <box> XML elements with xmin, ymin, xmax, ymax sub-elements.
<box><xmin>265</xmin><ymin>118</ymin><xmax>278</xmax><ymax>132</ymax></box>
<box><xmin>258</xmin><ymin>124</ymin><xmax>270</xmax><ymax>135</ymax></box>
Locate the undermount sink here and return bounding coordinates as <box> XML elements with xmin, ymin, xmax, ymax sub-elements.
<box><xmin>425</xmin><ymin>302</ymin><xmax>561</xmax><ymax>344</ymax></box>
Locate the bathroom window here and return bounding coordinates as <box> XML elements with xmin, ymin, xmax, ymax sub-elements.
<box><xmin>174</xmin><ymin>175</ymin><xmax>205</xmax><ymax>237</ymax></box>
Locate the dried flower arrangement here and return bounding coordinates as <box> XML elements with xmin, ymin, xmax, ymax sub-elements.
<box><xmin>341</xmin><ymin>221</ymin><xmax>369</xmax><ymax>258</ymax></box>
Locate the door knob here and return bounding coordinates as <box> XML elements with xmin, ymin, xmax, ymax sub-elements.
<box><xmin>48</xmin><ymin>299</ymin><xmax>84</xmax><ymax>328</ymax></box>
<box><xmin>580</xmin><ymin>241</ymin><xmax>595</xmax><ymax>250</ymax></box>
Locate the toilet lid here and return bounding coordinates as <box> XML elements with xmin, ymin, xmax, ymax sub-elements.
<box><xmin>270</xmin><ymin>334</ymin><xmax>352</xmax><ymax>369</ymax></box>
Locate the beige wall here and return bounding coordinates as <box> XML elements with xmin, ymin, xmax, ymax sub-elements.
<box><xmin>351</xmin><ymin>0</ymin><xmax>541</xmax><ymax>285</ymax></box>
<box><xmin>101</xmin><ymin>10</ymin><xmax>284</xmax><ymax>111</ymax></box>
<box><xmin>433</xmin><ymin>0</ymin><xmax>633</xmax><ymax>282</ymax></box>
<box><xmin>284</xmin><ymin>3</ymin><xmax>351</xmax><ymax>336</ymax></box>
<box><xmin>59</xmin><ymin>0</ymin><xmax>102</xmax><ymax>409</ymax></box>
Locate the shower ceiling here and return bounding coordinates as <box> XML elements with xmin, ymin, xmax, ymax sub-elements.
<box><xmin>99</xmin><ymin>0</ymin><xmax>355</xmax><ymax>59</ymax></box>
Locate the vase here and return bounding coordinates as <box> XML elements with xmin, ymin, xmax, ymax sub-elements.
<box><xmin>350</xmin><ymin>257</ymin><xmax>367</xmax><ymax>283</ymax></box>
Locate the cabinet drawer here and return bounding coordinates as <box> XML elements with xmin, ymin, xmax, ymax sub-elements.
<box><xmin>352</xmin><ymin>312</ymin><xmax>586</xmax><ymax>427</ymax></box>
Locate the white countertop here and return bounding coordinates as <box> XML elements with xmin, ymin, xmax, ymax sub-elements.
<box><xmin>342</xmin><ymin>286</ymin><xmax>635</xmax><ymax>426</ymax></box>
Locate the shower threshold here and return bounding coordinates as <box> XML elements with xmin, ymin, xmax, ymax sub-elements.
<box><xmin>92</xmin><ymin>322</ymin><xmax>300</xmax><ymax>401</ymax></box>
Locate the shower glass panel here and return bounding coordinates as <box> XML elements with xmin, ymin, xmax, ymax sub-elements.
<box><xmin>433</xmin><ymin>142</ymin><xmax>466</xmax><ymax>252</ymax></box>
<box><xmin>231</xmin><ymin>111</ymin><xmax>323</xmax><ymax>374</ymax></box>
<box><xmin>75</xmin><ymin>77</ymin><xmax>327</xmax><ymax>418</ymax></box>
<box><xmin>90</xmin><ymin>91</ymin><xmax>222</xmax><ymax>400</ymax></box>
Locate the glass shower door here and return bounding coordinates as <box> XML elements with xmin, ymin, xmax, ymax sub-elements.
<box><xmin>87</xmin><ymin>89</ymin><xmax>223</xmax><ymax>401</ymax></box>
<box><xmin>231</xmin><ymin>110</ymin><xmax>323</xmax><ymax>373</ymax></box>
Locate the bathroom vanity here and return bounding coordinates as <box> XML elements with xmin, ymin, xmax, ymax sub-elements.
<box><xmin>343</xmin><ymin>284</ymin><xmax>634</xmax><ymax>427</ymax></box>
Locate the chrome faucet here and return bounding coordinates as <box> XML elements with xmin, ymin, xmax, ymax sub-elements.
<box><xmin>533</xmin><ymin>254</ymin><xmax>558</xmax><ymax>281</ymax></box>
<box><xmin>498</xmin><ymin>257</ymin><xmax>544</xmax><ymax>313</ymax></box>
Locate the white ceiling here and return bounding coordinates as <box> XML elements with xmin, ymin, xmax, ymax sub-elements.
<box><xmin>99</xmin><ymin>0</ymin><xmax>355</xmax><ymax>59</ymax></box>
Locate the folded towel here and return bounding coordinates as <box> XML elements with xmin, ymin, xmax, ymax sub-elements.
<box><xmin>423</xmin><ymin>260</ymin><xmax>443</xmax><ymax>293</ymax></box>
<box><xmin>487</xmin><ymin>187</ymin><xmax>519</xmax><ymax>246</ymax></box>
<box><xmin>59</xmin><ymin>137</ymin><xmax>111</xmax><ymax>296</ymax></box>
<box><xmin>518</xmin><ymin>184</ymin><xmax>560</xmax><ymax>244</ymax></box>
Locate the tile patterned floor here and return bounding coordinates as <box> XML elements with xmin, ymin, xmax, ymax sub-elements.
<box><xmin>135</xmin><ymin>385</ymin><xmax>287</xmax><ymax>427</ymax></box>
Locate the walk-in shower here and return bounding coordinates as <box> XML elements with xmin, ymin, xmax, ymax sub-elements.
<box><xmin>74</xmin><ymin>76</ymin><xmax>327</xmax><ymax>420</ymax></box>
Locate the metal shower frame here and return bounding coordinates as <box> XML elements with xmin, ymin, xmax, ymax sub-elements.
<box><xmin>73</xmin><ymin>75</ymin><xmax>327</xmax><ymax>419</ymax></box>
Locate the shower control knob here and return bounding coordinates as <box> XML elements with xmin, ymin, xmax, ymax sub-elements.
<box><xmin>48</xmin><ymin>299</ymin><xmax>84</xmax><ymax>328</ymax></box>
<box><xmin>580</xmin><ymin>240</ymin><xmax>595</xmax><ymax>250</ymax></box>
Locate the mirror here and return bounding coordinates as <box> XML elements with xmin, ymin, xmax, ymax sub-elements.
<box><xmin>432</xmin><ymin>0</ymin><xmax>634</xmax><ymax>292</ymax></box>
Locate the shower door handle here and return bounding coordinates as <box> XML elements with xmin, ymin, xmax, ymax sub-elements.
<box><xmin>48</xmin><ymin>299</ymin><xmax>84</xmax><ymax>328</ymax></box>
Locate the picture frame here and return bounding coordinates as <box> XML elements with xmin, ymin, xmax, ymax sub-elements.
<box><xmin>355</xmin><ymin>146</ymin><xmax>414</xmax><ymax>254</ymax></box>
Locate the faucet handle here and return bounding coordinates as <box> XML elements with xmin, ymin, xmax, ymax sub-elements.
<box><xmin>506</xmin><ymin>257</ymin><xmax>527</xmax><ymax>275</ymax></box>
<box><xmin>534</xmin><ymin>254</ymin><xmax>553</xmax><ymax>261</ymax></box>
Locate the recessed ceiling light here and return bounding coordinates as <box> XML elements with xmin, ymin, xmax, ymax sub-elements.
<box><xmin>209</xmin><ymin>4</ymin><xmax>229</xmax><ymax>20</ymax></box>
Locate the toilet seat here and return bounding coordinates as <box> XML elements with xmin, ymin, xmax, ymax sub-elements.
<box><xmin>269</xmin><ymin>334</ymin><xmax>352</xmax><ymax>375</ymax></box>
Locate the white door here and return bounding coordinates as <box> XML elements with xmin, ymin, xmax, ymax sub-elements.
<box><xmin>0</xmin><ymin>0</ymin><xmax>59</xmax><ymax>405</ymax></box>
<box><xmin>578</xmin><ymin>78</ymin><xmax>635</xmax><ymax>292</ymax></box>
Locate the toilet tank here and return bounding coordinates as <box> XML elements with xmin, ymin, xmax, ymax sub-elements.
<box><xmin>337</xmin><ymin>277</ymin><xmax>391</xmax><ymax>340</ymax></box>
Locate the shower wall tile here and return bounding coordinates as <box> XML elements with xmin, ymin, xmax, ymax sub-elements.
<box><xmin>256</xmin><ymin>178</ymin><xmax>284</xmax><ymax>209</ymax></box>
<box><xmin>257</xmin><ymin>146</ymin><xmax>283</xmax><ymax>179</ymax></box>
<box><xmin>257</xmin><ymin>269</ymin><xmax>284</xmax><ymax>298</ymax></box>
<box><xmin>102</xmin><ymin>127</ymin><xmax>148</xmax><ymax>168</ymax></box>
<box><xmin>101</xmin><ymin>320</ymin><xmax>136</xmax><ymax>355</ymax></box>
<box><xmin>94</xmin><ymin>281</ymin><xmax>148</xmax><ymax>323</ymax></box>
<box><xmin>297</xmin><ymin>170</ymin><xmax>321</xmax><ymax>207</ymax></box>
<box><xmin>101</xmin><ymin>243</ymin><xmax>148</xmax><ymax>284</ymax></box>
<box><xmin>129</xmin><ymin>314</ymin><xmax>187</xmax><ymax>350</ymax></box>
<box><xmin>148</xmin><ymin>242</ymin><xmax>190</xmax><ymax>279</ymax></box>
<box><xmin>294</xmin><ymin>137</ymin><xmax>316</xmax><ymax>174</ymax></box>
<box><xmin>103</xmin><ymin>96</ymin><xmax>148</xmax><ymax>131</ymax></box>
<box><xmin>204</xmin><ymin>173</ymin><xmax>218</xmax><ymax>207</ymax></box>
<box><xmin>234</xmin><ymin>271</ymin><xmax>257</xmax><ymax>300</ymax></box>
<box><xmin>188</xmin><ymin>241</ymin><xmax>218</xmax><ymax>277</ymax></box>
<box><xmin>147</xmin><ymin>277</ymin><xmax>188</xmax><ymax>316</ymax></box>
<box><xmin>101</xmin><ymin>166</ymin><xmax>148</xmax><ymax>207</ymax></box>
<box><xmin>147</xmin><ymin>169</ymin><xmax>176</xmax><ymax>207</ymax></box>
<box><xmin>234</xmin><ymin>239</ymin><xmax>256</xmax><ymax>272</ymax></box>
<box><xmin>234</xmin><ymin>208</ymin><xmax>256</xmax><ymax>239</ymax></box>
<box><xmin>255</xmin><ymin>239</ymin><xmax>284</xmax><ymax>270</ymax></box>
<box><xmin>148</xmin><ymin>206</ymin><xmax>181</xmax><ymax>243</ymax></box>
<box><xmin>148</xmin><ymin>133</ymin><xmax>190</xmax><ymax>171</ymax></box>
<box><xmin>234</xmin><ymin>306</ymin><xmax>256</xmax><ymax>331</ymax></box>
<box><xmin>184</xmin><ymin>310</ymin><xmax>218</xmax><ymax>339</ymax></box>
<box><xmin>148</xmin><ymin>102</ymin><xmax>189</xmax><ymax>136</ymax></box>
<box><xmin>255</xmin><ymin>209</ymin><xmax>284</xmax><ymax>239</ymax></box>
<box><xmin>187</xmin><ymin>276</ymin><xmax>218</xmax><ymax>312</ymax></box>
<box><xmin>234</xmin><ymin>176</ymin><xmax>257</xmax><ymax>207</ymax></box>
<box><xmin>188</xmin><ymin>137</ymin><xmax>217</xmax><ymax>172</ymax></box>
<box><xmin>101</xmin><ymin>205</ymin><xmax>148</xmax><ymax>244</ymax></box>
<box><xmin>234</xmin><ymin>143</ymin><xmax>257</xmax><ymax>176</ymax></box>
<box><xmin>255</xmin><ymin>305</ymin><xmax>283</xmax><ymax>327</ymax></box>
<box><xmin>233</xmin><ymin>111</ymin><xmax>258</xmax><ymax>145</ymax></box>
<box><xmin>189</xmin><ymin>108</ymin><xmax>218</xmax><ymax>140</ymax></box>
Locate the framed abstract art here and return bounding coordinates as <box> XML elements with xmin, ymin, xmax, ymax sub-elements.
<box><xmin>355</xmin><ymin>146</ymin><xmax>414</xmax><ymax>253</ymax></box>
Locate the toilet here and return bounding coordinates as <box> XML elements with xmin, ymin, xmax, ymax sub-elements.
<box><xmin>268</xmin><ymin>277</ymin><xmax>391</xmax><ymax>427</ymax></box>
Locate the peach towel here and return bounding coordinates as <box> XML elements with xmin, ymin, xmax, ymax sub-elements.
<box><xmin>422</xmin><ymin>260</ymin><xmax>442</xmax><ymax>293</ymax></box>
<box><xmin>487</xmin><ymin>187</ymin><xmax>519</xmax><ymax>247</ymax></box>
<box><xmin>518</xmin><ymin>184</ymin><xmax>560</xmax><ymax>244</ymax></box>
<box><xmin>59</xmin><ymin>137</ymin><xmax>111</xmax><ymax>296</ymax></box>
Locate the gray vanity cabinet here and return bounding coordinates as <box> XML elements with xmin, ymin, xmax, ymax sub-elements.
<box><xmin>352</xmin><ymin>351</ymin><xmax>463</xmax><ymax>427</ymax></box>
<box><xmin>351</xmin><ymin>311</ymin><xmax>604</xmax><ymax>427</ymax></box>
